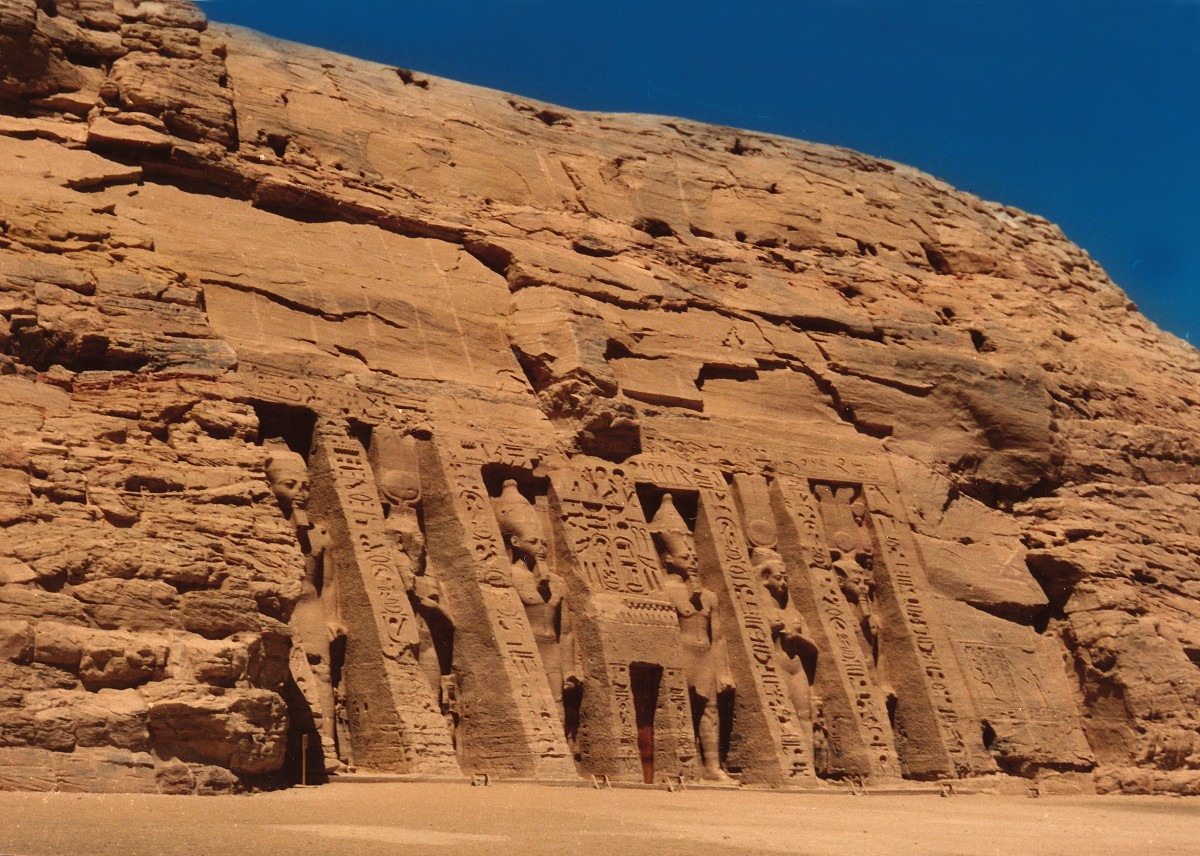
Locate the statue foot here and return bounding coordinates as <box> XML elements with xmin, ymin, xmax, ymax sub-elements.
<box><xmin>323</xmin><ymin>756</ymin><xmax>345</xmax><ymax>775</ymax></box>
<box><xmin>705</xmin><ymin>768</ymin><xmax>737</xmax><ymax>785</ymax></box>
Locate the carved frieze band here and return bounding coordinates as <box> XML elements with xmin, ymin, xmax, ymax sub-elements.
<box><xmin>240</xmin><ymin>363</ymin><xmax>424</xmax><ymax>426</ymax></box>
<box><xmin>641</xmin><ymin>432</ymin><xmax>883</xmax><ymax>485</ymax></box>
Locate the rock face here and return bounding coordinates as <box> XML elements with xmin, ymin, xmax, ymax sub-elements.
<box><xmin>1</xmin><ymin>1</ymin><xmax>1198</xmax><ymax>795</ymax></box>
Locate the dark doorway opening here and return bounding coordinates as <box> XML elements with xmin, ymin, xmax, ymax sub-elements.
<box><xmin>630</xmin><ymin>663</ymin><xmax>662</xmax><ymax>784</ymax></box>
<box><xmin>252</xmin><ymin>401</ymin><xmax>316</xmax><ymax>457</ymax></box>
<box><xmin>281</xmin><ymin>676</ymin><xmax>328</xmax><ymax>785</ymax></box>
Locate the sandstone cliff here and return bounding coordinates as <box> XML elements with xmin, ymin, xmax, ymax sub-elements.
<box><xmin>1</xmin><ymin>0</ymin><xmax>1198</xmax><ymax>795</ymax></box>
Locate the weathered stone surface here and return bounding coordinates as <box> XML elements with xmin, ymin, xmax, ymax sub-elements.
<box><xmin>0</xmin><ymin>0</ymin><xmax>1197</xmax><ymax>795</ymax></box>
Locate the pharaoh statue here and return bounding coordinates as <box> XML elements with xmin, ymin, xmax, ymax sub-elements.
<box><xmin>833</xmin><ymin>549</ymin><xmax>877</xmax><ymax>652</ymax></box>
<box><xmin>651</xmin><ymin>493</ymin><xmax>735</xmax><ymax>782</ymax></box>
<box><xmin>752</xmin><ymin>544</ymin><xmax>819</xmax><ymax>729</ymax></box>
<box><xmin>368</xmin><ymin>429</ymin><xmax>456</xmax><ymax>729</ymax></box>
<box><xmin>494</xmin><ymin>479</ymin><xmax>580</xmax><ymax>723</ymax></box>
<box><xmin>266</xmin><ymin>443</ymin><xmax>346</xmax><ymax>773</ymax></box>
<box><xmin>815</xmin><ymin>484</ymin><xmax>892</xmax><ymax>705</ymax></box>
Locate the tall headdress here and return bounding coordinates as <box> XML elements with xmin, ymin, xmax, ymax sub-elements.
<box><xmin>494</xmin><ymin>479</ymin><xmax>540</xmax><ymax>541</ymax></box>
<box><xmin>264</xmin><ymin>439</ymin><xmax>307</xmax><ymax>483</ymax></box>
<box><xmin>649</xmin><ymin>493</ymin><xmax>692</xmax><ymax>555</ymax></box>
<box><xmin>370</xmin><ymin>428</ymin><xmax>422</xmax><ymax>508</ymax></box>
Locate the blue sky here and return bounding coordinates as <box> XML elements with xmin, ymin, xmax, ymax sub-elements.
<box><xmin>209</xmin><ymin>1</ymin><xmax>1200</xmax><ymax>342</ymax></box>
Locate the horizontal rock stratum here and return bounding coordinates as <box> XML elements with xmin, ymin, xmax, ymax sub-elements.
<box><xmin>2</xmin><ymin>0</ymin><xmax>1198</xmax><ymax>796</ymax></box>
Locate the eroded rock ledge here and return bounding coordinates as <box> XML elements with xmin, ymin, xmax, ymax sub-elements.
<box><xmin>2</xmin><ymin>0</ymin><xmax>1198</xmax><ymax>795</ymax></box>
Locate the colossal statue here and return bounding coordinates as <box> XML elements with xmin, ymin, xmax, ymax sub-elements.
<box><xmin>266</xmin><ymin>443</ymin><xmax>346</xmax><ymax>773</ymax></box>
<box><xmin>754</xmin><ymin>545</ymin><xmax>819</xmax><ymax>734</ymax></box>
<box><xmin>369</xmin><ymin>430</ymin><xmax>456</xmax><ymax>728</ymax></box>
<box><xmin>494</xmin><ymin>479</ymin><xmax>580</xmax><ymax>721</ymax></box>
<box><xmin>651</xmin><ymin>493</ymin><xmax>735</xmax><ymax>782</ymax></box>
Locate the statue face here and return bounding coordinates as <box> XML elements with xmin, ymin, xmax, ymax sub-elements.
<box><xmin>511</xmin><ymin>530</ymin><xmax>548</xmax><ymax>563</ymax></box>
<box><xmin>762</xmin><ymin>561</ymin><xmax>788</xmax><ymax>597</ymax></box>
<box><xmin>664</xmin><ymin>542</ymin><xmax>697</xmax><ymax>577</ymax></box>
<box><xmin>270</xmin><ymin>471</ymin><xmax>310</xmax><ymax>510</ymax></box>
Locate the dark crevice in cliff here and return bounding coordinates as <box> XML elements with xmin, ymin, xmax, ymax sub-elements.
<box><xmin>1024</xmin><ymin>550</ymin><xmax>1082</xmax><ymax>632</ymax></box>
<box><xmin>787</xmin><ymin>359</ymin><xmax>893</xmax><ymax>439</ymax></box>
<box><xmin>694</xmin><ymin>364</ymin><xmax>759</xmax><ymax>388</ymax></box>
<box><xmin>921</xmin><ymin>241</ymin><xmax>953</xmax><ymax>275</ymax></box>
<box><xmin>962</xmin><ymin>597</ymin><xmax>1044</xmax><ymax>628</ymax></box>
<box><xmin>824</xmin><ymin>364</ymin><xmax>935</xmax><ymax>398</ymax></box>
<box><xmin>462</xmin><ymin>238</ymin><xmax>515</xmax><ymax>278</ymax></box>
<box><xmin>199</xmin><ymin>277</ymin><xmax>410</xmax><ymax>332</ymax></box>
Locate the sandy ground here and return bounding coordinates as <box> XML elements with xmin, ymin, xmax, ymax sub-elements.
<box><xmin>0</xmin><ymin>782</ymin><xmax>1197</xmax><ymax>856</ymax></box>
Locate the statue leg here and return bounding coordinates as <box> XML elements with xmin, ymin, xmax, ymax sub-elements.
<box><xmin>694</xmin><ymin>693</ymin><xmax>733</xmax><ymax>782</ymax></box>
<box><xmin>309</xmin><ymin>655</ymin><xmax>342</xmax><ymax>774</ymax></box>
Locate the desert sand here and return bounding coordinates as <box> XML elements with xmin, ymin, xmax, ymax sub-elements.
<box><xmin>1</xmin><ymin>782</ymin><xmax>1198</xmax><ymax>856</ymax></box>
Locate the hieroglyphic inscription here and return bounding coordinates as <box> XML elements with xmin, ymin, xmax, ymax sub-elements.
<box><xmin>861</xmin><ymin>484</ymin><xmax>983</xmax><ymax>776</ymax></box>
<box><xmin>664</xmin><ymin>666</ymin><xmax>696</xmax><ymax>772</ymax></box>
<box><xmin>492</xmin><ymin>622</ymin><xmax>562</xmax><ymax>758</ymax></box>
<box><xmin>640</xmin><ymin>431</ymin><xmax>882</xmax><ymax>485</ymax></box>
<box><xmin>553</xmin><ymin>464</ymin><xmax>662</xmax><ymax>595</ymax></box>
<box><xmin>241</xmin><ymin>364</ymin><xmax>413</xmax><ymax>425</ymax></box>
<box><xmin>314</xmin><ymin>430</ymin><xmax>457</xmax><ymax>770</ymax></box>
<box><xmin>632</xmin><ymin>457</ymin><xmax>728</xmax><ymax>492</ymax></box>
<box><xmin>957</xmin><ymin>642</ymin><xmax>1058</xmax><ymax>723</ymax></box>
<box><xmin>774</xmin><ymin>476</ymin><xmax>901</xmax><ymax>777</ymax></box>
<box><xmin>325</xmin><ymin>438</ymin><xmax>420</xmax><ymax>654</ymax></box>
<box><xmin>608</xmin><ymin>663</ymin><xmax>639</xmax><ymax>763</ymax></box>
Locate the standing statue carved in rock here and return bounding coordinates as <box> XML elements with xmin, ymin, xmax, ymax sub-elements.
<box><xmin>815</xmin><ymin>483</ymin><xmax>894</xmax><ymax>714</ymax></box>
<box><xmin>753</xmin><ymin>545</ymin><xmax>819</xmax><ymax>732</ymax></box>
<box><xmin>369</xmin><ymin>430</ymin><xmax>457</xmax><ymax>735</ymax></box>
<box><xmin>494</xmin><ymin>479</ymin><xmax>580</xmax><ymax>729</ymax></box>
<box><xmin>651</xmin><ymin>493</ymin><xmax>735</xmax><ymax>782</ymax></box>
<box><xmin>266</xmin><ymin>444</ymin><xmax>346</xmax><ymax>773</ymax></box>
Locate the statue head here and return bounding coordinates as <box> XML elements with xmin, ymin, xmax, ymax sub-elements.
<box><xmin>752</xmin><ymin>546</ymin><xmax>788</xmax><ymax>599</ymax></box>
<box><xmin>378</xmin><ymin>469</ymin><xmax>421</xmax><ymax>509</ymax></box>
<box><xmin>371</xmin><ymin>429</ymin><xmax>422</xmax><ymax>509</ymax></box>
<box><xmin>651</xmin><ymin>493</ymin><xmax>700</xmax><ymax>593</ymax></box>
<box><xmin>495</xmin><ymin>479</ymin><xmax>548</xmax><ymax>576</ymax></box>
<box><xmin>265</xmin><ymin>444</ymin><xmax>310</xmax><ymax>516</ymax></box>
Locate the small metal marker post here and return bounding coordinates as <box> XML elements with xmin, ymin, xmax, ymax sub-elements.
<box><xmin>301</xmin><ymin>734</ymin><xmax>308</xmax><ymax>787</ymax></box>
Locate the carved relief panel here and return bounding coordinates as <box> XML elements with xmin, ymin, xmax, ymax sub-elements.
<box><xmin>770</xmin><ymin>475</ymin><xmax>901</xmax><ymax>780</ymax></box>
<box><xmin>855</xmin><ymin>482</ymin><xmax>996</xmax><ymax>778</ymax></box>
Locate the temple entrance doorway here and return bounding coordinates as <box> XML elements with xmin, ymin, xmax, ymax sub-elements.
<box><xmin>630</xmin><ymin>663</ymin><xmax>662</xmax><ymax>784</ymax></box>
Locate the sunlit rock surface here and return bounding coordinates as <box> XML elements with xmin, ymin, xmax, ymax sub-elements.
<box><xmin>1</xmin><ymin>0</ymin><xmax>1198</xmax><ymax>795</ymax></box>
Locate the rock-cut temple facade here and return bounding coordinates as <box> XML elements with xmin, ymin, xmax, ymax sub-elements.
<box><xmin>1</xmin><ymin>0</ymin><xmax>1199</xmax><ymax>796</ymax></box>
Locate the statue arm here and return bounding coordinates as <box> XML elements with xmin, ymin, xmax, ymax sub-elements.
<box><xmin>561</xmin><ymin>599</ymin><xmax>581</xmax><ymax>690</ymax></box>
<box><xmin>414</xmin><ymin>575</ymin><xmax>454</xmax><ymax>627</ymax></box>
<box><xmin>397</xmin><ymin>554</ymin><xmax>417</xmax><ymax>594</ymax></box>
<box><xmin>710</xmin><ymin>594</ymin><xmax>735</xmax><ymax>693</ymax></box>
<box><xmin>314</xmin><ymin>526</ymin><xmax>347</xmax><ymax>640</ymax></box>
